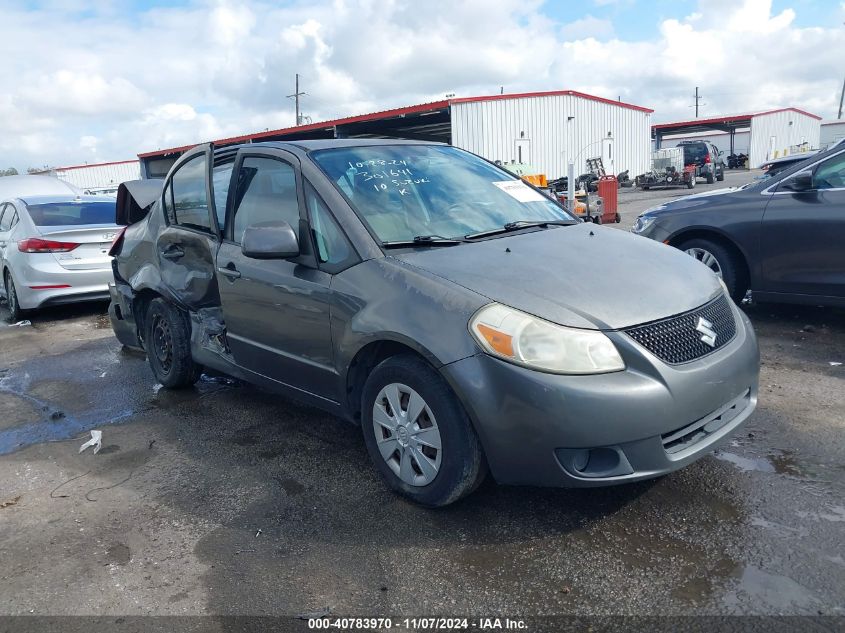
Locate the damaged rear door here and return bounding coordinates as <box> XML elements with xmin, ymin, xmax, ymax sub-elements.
<box><xmin>156</xmin><ymin>144</ymin><xmax>221</xmax><ymax>308</ymax></box>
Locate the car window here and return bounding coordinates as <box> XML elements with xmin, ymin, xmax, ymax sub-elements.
<box><xmin>304</xmin><ymin>180</ymin><xmax>354</xmax><ymax>269</ymax></box>
<box><xmin>681</xmin><ymin>143</ymin><xmax>707</xmax><ymax>164</ymax></box>
<box><xmin>170</xmin><ymin>154</ymin><xmax>212</xmax><ymax>233</ymax></box>
<box><xmin>813</xmin><ymin>152</ymin><xmax>845</xmax><ymax>190</ymax></box>
<box><xmin>231</xmin><ymin>157</ymin><xmax>299</xmax><ymax>244</ymax></box>
<box><xmin>212</xmin><ymin>161</ymin><xmax>234</xmax><ymax>230</ymax></box>
<box><xmin>26</xmin><ymin>201</ymin><xmax>115</xmax><ymax>226</ymax></box>
<box><xmin>311</xmin><ymin>145</ymin><xmax>571</xmax><ymax>243</ymax></box>
<box><xmin>0</xmin><ymin>204</ymin><xmax>10</xmax><ymax>231</ymax></box>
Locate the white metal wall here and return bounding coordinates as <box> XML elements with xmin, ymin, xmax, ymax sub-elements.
<box><xmin>450</xmin><ymin>94</ymin><xmax>652</xmax><ymax>180</ymax></box>
<box><xmin>658</xmin><ymin>131</ymin><xmax>750</xmax><ymax>154</ymax></box>
<box><xmin>55</xmin><ymin>161</ymin><xmax>141</xmax><ymax>189</ymax></box>
<box><xmin>748</xmin><ymin>111</ymin><xmax>820</xmax><ymax>168</ymax></box>
<box><xmin>820</xmin><ymin>121</ymin><xmax>845</xmax><ymax>150</ymax></box>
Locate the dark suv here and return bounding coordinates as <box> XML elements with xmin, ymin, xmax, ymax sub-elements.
<box><xmin>678</xmin><ymin>141</ymin><xmax>725</xmax><ymax>184</ymax></box>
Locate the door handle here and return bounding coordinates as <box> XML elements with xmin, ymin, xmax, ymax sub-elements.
<box><xmin>217</xmin><ymin>264</ymin><xmax>241</xmax><ymax>280</ymax></box>
<box><xmin>161</xmin><ymin>246</ymin><xmax>185</xmax><ymax>260</ymax></box>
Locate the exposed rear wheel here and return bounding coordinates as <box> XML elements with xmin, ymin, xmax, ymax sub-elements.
<box><xmin>706</xmin><ymin>170</ymin><xmax>715</xmax><ymax>184</ymax></box>
<box><xmin>678</xmin><ymin>238</ymin><xmax>747</xmax><ymax>303</ymax></box>
<box><xmin>4</xmin><ymin>271</ymin><xmax>26</xmax><ymax>323</ymax></box>
<box><xmin>361</xmin><ymin>354</ymin><xmax>486</xmax><ymax>506</ymax></box>
<box><xmin>145</xmin><ymin>298</ymin><xmax>201</xmax><ymax>388</ymax></box>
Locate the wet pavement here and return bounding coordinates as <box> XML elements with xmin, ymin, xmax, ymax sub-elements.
<box><xmin>1</xmin><ymin>182</ymin><xmax>844</xmax><ymax>620</ymax></box>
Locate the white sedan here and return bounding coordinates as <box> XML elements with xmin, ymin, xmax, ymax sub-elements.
<box><xmin>0</xmin><ymin>192</ymin><xmax>119</xmax><ymax>321</ymax></box>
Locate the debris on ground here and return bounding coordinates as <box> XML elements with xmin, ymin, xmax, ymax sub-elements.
<box><xmin>255</xmin><ymin>528</ymin><xmax>262</xmax><ymax>537</ymax></box>
<box><xmin>200</xmin><ymin>373</ymin><xmax>237</xmax><ymax>386</ymax></box>
<box><xmin>830</xmin><ymin>362</ymin><xmax>842</xmax><ymax>367</ymax></box>
<box><xmin>1</xmin><ymin>495</ymin><xmax>21</xmax><ymax>509</ymax></box>
<box><xmin>10</xmin><ymin>320</ymin><xmax>31</xmax><ymax>327</ymax></box>
<box><xmin>49</xmin><ymin>411</ymin><xmax>65</xmax><ymax>421</ymax></box>
<box><xmin>298</xmin><ymin>607</ymin><xmax>331</xmax><ymax>620</ymax></box>
<box><xmin>79</xmin><ymin>430</ymin><xmax>103</xmax><ymax>455</ymax></box>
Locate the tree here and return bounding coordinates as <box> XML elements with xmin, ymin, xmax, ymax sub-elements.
<box><xmin>0</xmin><ymin>167</ymin><xmax>19</xmax><ymax>177</ymax></box>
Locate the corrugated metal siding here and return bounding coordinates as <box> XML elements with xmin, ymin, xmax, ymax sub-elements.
<box><xmin>748</xmin><ymin>112</ymin><xmax>820</xmax><ymax>168</ymax></box>
<box><xmin>659</xmin><ymin>131</ymin><xmax>750</xmax><ymax>154</ymax></box>
<box><xmin>450</xmin><ymin>94</ymin><xmax>652</xmax><ymax>180</ymax></box>
<box><xmin>55</xmin><ymin>161</ymin><xmax>141</xmax><ymax>189</ymax></box>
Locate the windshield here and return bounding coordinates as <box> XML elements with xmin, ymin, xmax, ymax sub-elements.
<box><xmin>311</xmin><ymin>145</ymin><xmax>572</xmax><ymax>243</ymax></box>
<box><xmin>26</xmin><ymin>201</ymin><xmax>116</xmax><ymax>226</ymax></box>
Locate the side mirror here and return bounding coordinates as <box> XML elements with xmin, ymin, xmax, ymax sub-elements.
<box><xmin>781</xmin><ymin>171</ymin><xmax>814</xmax><ymax>192</ymax></box>
<box><xmin>241</xmin><ymin>221</ymin><xmax>300</xmax><ymax>259</ymax></box>
<box><xmin>719</xmin><ymin>150</ymin><xmax>724</xmax><ymax>156</ymax></box>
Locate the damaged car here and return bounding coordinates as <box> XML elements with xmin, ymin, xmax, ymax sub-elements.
<box><xmin>109</xmin><ymin>140</ymin><xmax>759</xmax><ymax>506</ymax></box>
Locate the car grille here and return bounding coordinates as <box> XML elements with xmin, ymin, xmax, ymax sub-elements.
<box><xmin>624</xmin><ymin>295</ymin><xmax>736</xmax><ymax>364</ymax></box>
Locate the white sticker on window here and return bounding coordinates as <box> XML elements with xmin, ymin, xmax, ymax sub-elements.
<box><xmin>492</xmin><ymin>180</ymin><xmax>546</xmax><ymax>202</ymax></box>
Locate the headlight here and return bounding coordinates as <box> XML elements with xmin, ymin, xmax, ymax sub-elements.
<box><xmin>631</xmin><ymin>215</ymin><xmax>656</xmax><ymax>234</ymax></box>
<box><xmin>469</xmin><ymin>303</ymin><xmax>625</xmax><ymax>374</ymax></box>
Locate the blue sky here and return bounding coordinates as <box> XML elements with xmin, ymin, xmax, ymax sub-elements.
<box><xmin>1</xmin><ymin>0</ymin><xmax>843</xmax><ymax>169</ymax></box>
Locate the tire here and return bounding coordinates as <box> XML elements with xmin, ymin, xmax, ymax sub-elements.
<box><xmin>642</xmin><ymin>185</ymin><xmax>650</xmax><ymax>191</ymax></box>
<box><xmin>361</xmin><ymin>354</ymin><xmax>487</xmax><ymax>507</ymax></box>
<box><xmin>677</xmin><ymin>238</ymin><xmax>747</xmax><ymax>303</ymax></box>
<box><xmin>686</xmin><ymin>175</ymin><xmax>695</xmax><ymax>189</ymax></box>
<box><xmin>145</xmin><ymin>298</ymin><xmax>201</xmax><ymax>388</ymax></box>
<box><xmin>593</xmin><ymin>215</ymin><xmax>602</xmax><ymax>225</ymax></box>
<box><xmin>706</xmin><ymin>169</ymin><xmax>715</xmax><ymax>184</ymax></box>
<box><xmin>614</xmin><ymin>213</ymin><xmax>621</xmax><ymax>224</ymax></box>
<box><xmin>4</xmin><ymin>270</ymin><xmax>26</xmax><ymax>323</ymax></box>
<box><xmin>716</xmin><ymin>169</ymin><xmax>725</xmax><ymax>182</ymax></box>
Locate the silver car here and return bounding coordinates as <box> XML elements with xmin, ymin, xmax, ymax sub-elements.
<box><xmin>0</xmin><ymin>193</ymin><xmax>118</xmax><ymax>321</ymax></box>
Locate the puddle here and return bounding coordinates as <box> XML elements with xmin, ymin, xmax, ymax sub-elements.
<box><xmin>714</xmin><ymin>449</ymin><xmax>837</xmax><ymax>481</ymax></box>
<box><xmin>722</xmin><ymin>565</ymin><xmax>822</xmax><ymax>610</ymax></box>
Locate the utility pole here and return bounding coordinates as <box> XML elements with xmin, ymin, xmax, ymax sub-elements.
<box><xmin>287</xmin><ymin>74</ymin><xmax>307</xmax><ymax>126</ymax></box>
<box><xmin>838</xmin><ymin>74</ymin><xmax>845</xmax><ymax>119</ymax></box>
<box><xmin>694</xmin><ymin>87</ymin><xmax>702</xmax><ymax>118</ymax></box>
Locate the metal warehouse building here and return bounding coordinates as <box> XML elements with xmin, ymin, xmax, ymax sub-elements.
<box><xmin>652</xmin><ymin>108</ymin><xmax>821</xmax><ymax>168</ymax></box>
<box><xmin>33</xmin><ymin>159</ymin><xmax>141</xmax><ymax>191</ymax></box>
<box><xmin>820</xmin><ymin>120</ymin><xmax>845</xmax><ymax>150</ymax></box>
<box><xmin>138</xmin><ymin>90</ymin><xmax>654</xmax><ymax>181</ymax></box>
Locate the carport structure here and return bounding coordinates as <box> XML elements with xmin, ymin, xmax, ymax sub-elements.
<box><xmin>138</xmin><ymin>90</ymin><xmax>655</xmax><ymax>180</ymax></box>
<box><xmin>652</xmin><ymin>108</ymin><xmax>821</xmax><ymax>168</ymax></box>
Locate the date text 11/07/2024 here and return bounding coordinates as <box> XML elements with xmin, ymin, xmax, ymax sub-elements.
<box><xmin>307</xmin><ymin>617</ymin><xmax>528</xmax><ymax>630</ymax></box>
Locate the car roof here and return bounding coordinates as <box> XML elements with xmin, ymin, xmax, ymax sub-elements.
<box><xmin>214</xmin><ymin>138</ymin><xmax>445</xmax><ymax>155</ymax></box>
<box><xmin>18</xmin><ymin>194</ymin><xmax>115</xmax><ymax>205</ymax></box>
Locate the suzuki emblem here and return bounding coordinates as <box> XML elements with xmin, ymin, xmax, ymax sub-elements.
<box><xmin>696</xmin><ymin>316</ymin><xmax>717</xmax><ymax>348</ymax></box>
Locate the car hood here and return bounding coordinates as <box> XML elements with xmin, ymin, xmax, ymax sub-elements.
<box><xmin>391</xmin><ymin>223</ymin><xmax>722</xmax><ymax>330</ymax></box>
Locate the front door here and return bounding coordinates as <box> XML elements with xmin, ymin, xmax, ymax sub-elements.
<box><xmin>760</xmin><ymin>150</ymin><xmax>845</xmax><ymax>299</ymax></box>
<box><xmin>215</xmin><ymin>150</ymin><xmax>338</xmax><ymax>401</ymax></box>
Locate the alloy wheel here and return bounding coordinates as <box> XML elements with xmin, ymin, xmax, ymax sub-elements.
<box><xmin>685</xmin><ymin>247</ymin><xmax>722</xmax><ymax>277</ymax></box>
<box><xmin>5</xmin><ymin>275</ymin><xmax>18</xmax><ymax>317</ymax></box>
<box><xmin>372</xmin><ymin>382</ymin><xmax>442</xmax><ymax>487</ymax></box>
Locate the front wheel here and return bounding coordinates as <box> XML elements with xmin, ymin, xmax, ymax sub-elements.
<box><xmin>361</xmin><ymin>355</ymin><xmax>486</xmax><ymax>506</ymax></box>
<box><xmin>677</xmin><ymin>238</ymin><xmax>747</xmax><ymax>302</ymax></box>
<box><xmin>716</xmin><ymin>169</ymin><xmax>725</xmax><ymax>182</ymax></box>
<box><xmin>4</xmin><ymin>271</ymin><xmax>27</xmax><ymax>322</ymax></box>
<box><xmin>145</xmin><ymin>298</ymin><xmax>201</xmax><ymax>388</ymax></box>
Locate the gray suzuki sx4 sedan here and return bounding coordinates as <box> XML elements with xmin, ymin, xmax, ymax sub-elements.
<box><xmin>108</xmin><ymin>140</ymin><xmax>759</xmax><ymax>506</ymax></box>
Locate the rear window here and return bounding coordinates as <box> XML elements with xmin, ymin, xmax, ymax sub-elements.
<box><xmin>680</xmin><ymin>143</ymin><xmax>708</xmax><ymax>164</ymax></box>
<box><xmin>26</xmin><ymin>202</ymin><xmax>116</xmax><ymax>227</ymax></box>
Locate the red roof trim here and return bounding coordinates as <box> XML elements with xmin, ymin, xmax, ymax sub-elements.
<box><xmin>50</xmin><ymin>159</ymin><xmax>139</xmax><ymax>171</ymax></box>
<box><xmin>450</xmin><ymin>90</ymin><xmax>654</xmax><ymax>113</ymax></box>
<box><xmin>138</xmin><ymin>90</ymin><xmax>654</xmax><ymax>160</ymax></box>
<box><xmin>138</xmin><ymin>100</ymin><xmax>451</xmax><ymax>159</ymax></box>
<box><xmin>653</xmin><ymin>107</ymin><xmax>822</xmax><ymax>130</ymax></box>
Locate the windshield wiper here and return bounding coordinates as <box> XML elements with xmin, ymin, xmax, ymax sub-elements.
<box><xmin>381</xmin><ymin>235</ymin><xmax>466</xmax><ymax>248</ymax></box>
<box><xmin>464</xmin><ymin>220</ymin><xmax>573</xmax><ymax>240</ymax></box>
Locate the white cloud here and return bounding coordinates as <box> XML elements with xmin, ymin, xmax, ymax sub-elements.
<box><xmin>0</xmin><ymin>0</ymin><xmax>841</xmax><ymax>170</ymax></box>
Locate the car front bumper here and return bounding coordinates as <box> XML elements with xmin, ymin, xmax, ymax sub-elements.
<box><xmin>442</xmin><ymin>301</ymin><xmax>759</xmax><ymax>487</ymax></box>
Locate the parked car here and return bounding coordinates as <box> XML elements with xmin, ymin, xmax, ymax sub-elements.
<box><xmin>0</xmin><ymin>193</ymin><xmax>119</xmax><ymax>321</ymax></box>
<box><xmin>758</xmin><ymin>151</ymin><xmax>818</xmax><ymax>180</ymax></box>
<box><xmin>109</xmin><ymin>140</ymin><xmax>759</xmax><ymax>506</ymax></box>
<box><xmin>632</xmin><ymin>143</ymin><xmax>845</xmax><ymax>306</ymax></box>
<box><xmin>677</xmin><ymin>141</ymin><xmax>725</xmax><ymax>184</ymax></box>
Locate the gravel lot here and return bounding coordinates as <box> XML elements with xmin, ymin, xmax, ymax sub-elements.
<box><xmin>1</xmin><ymin>168</ymin><xmax>843</xmax><ymax>624</ymax></box>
